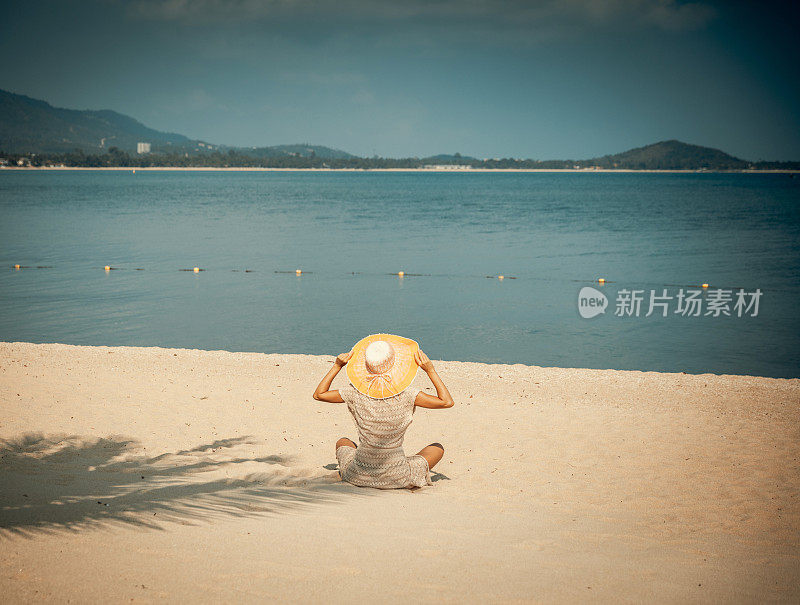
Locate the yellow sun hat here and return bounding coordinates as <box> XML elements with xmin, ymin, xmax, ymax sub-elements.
<box><xmin>346</xmin><ymin>333</ymin><xmax>420</xmax><ymax>399</ymax></box>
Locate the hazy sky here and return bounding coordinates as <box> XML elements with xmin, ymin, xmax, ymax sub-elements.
<box><xmin>1</xmin><ymin>0</ymin><xmax>798</xmax><ymax>159</ymax></box>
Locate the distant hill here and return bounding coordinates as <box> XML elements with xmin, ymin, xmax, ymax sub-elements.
<box><xmin>0</xmin><ymin>89</ymin><xmax>195</xmax><ymax>153</ymax></box>
<box><xmin>588</xmin><ymin>140</ymin><xmax>749</xmax><ymax>170</ymax></box>
<box><xmin>423</xmin><ymin>153</ymin><xmax>479</xmax><ymax>164</ymax></box>
<box><xmin>244</xmin><ymin>144</ymin><xmax>354</xmax><ymax>160</ymax></box>
<box><xmin>0</xmin><ymin>89</ymin><xmax>353</xmax><ymax>159</ymax></box>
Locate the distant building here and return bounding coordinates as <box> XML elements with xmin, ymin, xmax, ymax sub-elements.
<box><xmin>137</xmin><ymin>142</ymin><xmax>151</xmax><ymax>154</ymax></box>
<box><xmin>423</xmin><ymin>164</ymin><xmax>472</xmax><ymax>170</ymax></box>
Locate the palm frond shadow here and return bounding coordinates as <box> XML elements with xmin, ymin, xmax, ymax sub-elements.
<box><xmin>0</xmin><ymin>433</ymin><xmax>369</xmax><ymax>539</ymax></box>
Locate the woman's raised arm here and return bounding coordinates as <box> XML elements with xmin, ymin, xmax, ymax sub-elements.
<box><xmin>312</xmin><ymin>351</ymin><xmax>352</xmax><ymax>403</ymax></box>
<box><xmin>413</xmin><ymin>349</ymin><xmax>455</xmax><ymax>409</ymax></box>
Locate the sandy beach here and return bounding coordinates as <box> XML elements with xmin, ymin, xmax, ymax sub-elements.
<box><xmin>1</xmin><ymin>341</ymin><xmax>798</xmax><ymax>603</ymax></box>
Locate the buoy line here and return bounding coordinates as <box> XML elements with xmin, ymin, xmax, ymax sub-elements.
<box><xmin>7</xmin><ymin>264</ymin><xmax>772</xmax><ymax>292</ymax></box>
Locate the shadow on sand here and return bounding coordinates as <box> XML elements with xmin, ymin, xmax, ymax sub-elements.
<box><xmin>0</xmin><ymin>433</ymin><xmax>369</xmax><ymax>539</ymax></box>
<box><xmin>324</xmin><ymin>461</ymin><xmax>451</xmax><ymax>482</ymax></box>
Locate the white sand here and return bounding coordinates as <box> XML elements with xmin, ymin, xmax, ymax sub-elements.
<box><xmin>1</xmin><ymin>342</ymin><xmax>798</xmax><ymax>602</ymax></box>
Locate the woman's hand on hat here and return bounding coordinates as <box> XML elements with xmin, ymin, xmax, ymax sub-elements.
<box><xmin>414</xmin><ymin>349</ymin><xmax>435</xmax><ymax>373</ymax></box>
<box><xmin>335</xmin><ymin>350</ymin><xmax>353</xmax><ymax>367</ymax></box>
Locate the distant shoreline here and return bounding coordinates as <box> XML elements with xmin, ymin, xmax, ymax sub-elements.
<box><xmin>3</xmin><ymin>166</ymin><xmax>799</xmax><ymax>174</ymax></box>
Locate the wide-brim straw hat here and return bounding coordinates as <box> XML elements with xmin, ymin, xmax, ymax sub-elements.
<box><xmin>346</xmin><ymin>333</ymin><xmax>420</xmax><ymax>399</ymax></box>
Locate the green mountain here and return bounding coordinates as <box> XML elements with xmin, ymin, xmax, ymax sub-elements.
<box><xmin>245</xmin><ymin>144</ymin><xmax>354</xmax><ymax>160</ymax></box>
<box><xmin>588</xmin><ymin>140</ymin><xmax>749</xmax><ymax>170</ymax></box>
<box><xmin>0</xmin><ymin>89</ymin><xmax>194</xmax><ymax>153</ymax></box>
<box><xmin>422</xmin><ymin>153</ymin><xmax>479</xmax><ymax>164</ymax></box>
<box><xmin>0</xmin><ymin>89</ymin><xmax>353</xmax><ymax>159</ymax></box>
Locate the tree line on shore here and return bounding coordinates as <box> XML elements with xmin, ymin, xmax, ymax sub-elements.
<box><xmin>1</xmin><ymin>145</ymin><xmax>798</xmax><ymax>171</ymax></box>
<box><xmin>0</xmin><ymin>148</ymin><xmax>579</xmax><ymax>169</ymax></box>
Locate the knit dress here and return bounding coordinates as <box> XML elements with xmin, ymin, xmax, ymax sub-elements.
<box><xmin>336</xmin><ymin>383</ymin><xmax>433</xmax><ymax>489</ymax></box>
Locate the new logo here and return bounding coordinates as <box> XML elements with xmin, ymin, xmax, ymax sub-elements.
<box><xmin>578</xmin><ymin>286</ymin><xmax>608</xmax><ymax>319</ymax></box>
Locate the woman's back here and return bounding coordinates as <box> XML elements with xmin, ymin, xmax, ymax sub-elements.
<box><xmin>341</xmin><ymin>384</ymin><xmax>419</xmax><ymax>449</ymax></box>
<box><xmin>337</xmin><ymin>384</ymin><xmax>432</xmax><ymax>489</ymax></box>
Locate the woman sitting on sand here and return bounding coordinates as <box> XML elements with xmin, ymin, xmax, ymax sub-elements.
<box><xmin>312</xmin><ymin>334</ymin><xmax>454</xmax><ymax>489</ymax></box>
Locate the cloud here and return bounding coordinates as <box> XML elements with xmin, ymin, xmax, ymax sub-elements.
<box><xmin>126</xmin><ymin>0</ymin><xmax>315</xmax><ymax>23</ymax></box>
<box><xmin>587</xmin><ymin>0</ymin><xmax>717</xmax><ymax>32</ymax></box>
<box><xmin>126</xmin><ymin>0</ymin><xmax>717</xmax><ymax>33</ymax></box>
<box><xmin>279</xmin><ymin>71</ymin><xmax>367</xmax><ymax>86</ymax></box>
<box><xmin>350</xmin><ymin>89</ymin><xmax>375</xmax><ymax>106</ymax></box>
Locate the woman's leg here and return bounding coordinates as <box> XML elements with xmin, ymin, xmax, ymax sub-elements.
<box><xmin>334</xmin><ymin>437</ymin><xmax>357</xmax><ymax>479</ymax></box>
<box><xmin>336</xmin><ymin>437</ymin><xmax>356</xmax><ymax>450</ymax></box>
<box><xmin>415</xmin><ymin>442</ymin><xmax>444</xmax><ymax>470</ymax></box>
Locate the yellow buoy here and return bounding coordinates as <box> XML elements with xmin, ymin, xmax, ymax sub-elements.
<box><xmin>295</xmin><ymin>269</ymin><xmax>302</xmax><ymax>275</ymax></box>
<box><xmin>193</xmin><ymin>267</ymin><xmax>200</xmax><ymax>273</ymax></box>
<box><xmin>398</xmin><ymin>271</ymin><xmax>404</xmax><ymax>277</ymax></box>
<box><xmin>498</xmin><ymin>275</ymin><xmax>505</xmax><ymax>280</ymax></box>
<box><xmin>104</xmin><ymin>265</ymin><xmax>111</xmax><ymax>271</ymax></box>
<box><xmin>598</xmin><ymin>278</ymin><xmax>605</xmax><ymax>284</ymax></box>
<box><xmin>14</xmin><ymin>264</ymin><xmax>20</xmax><ymax>269</ymax></box>
<box><xmin>132</xmin><ymin>169</ymin><xmax>136</xmax><ymax>174</ymax></box>
<box><xmin>702</xmin><ymin>283</ymin><xmax>709</xmax><ymax>288</ymax></box>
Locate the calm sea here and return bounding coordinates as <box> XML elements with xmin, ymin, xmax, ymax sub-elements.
<box><xmin>1</xmin><ymin>170</ymin><xmax>798</xmax><ymax>378</ymax></box>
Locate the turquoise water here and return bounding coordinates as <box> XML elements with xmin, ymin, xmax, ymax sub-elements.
<box><xmin>1</xmin><ymin>170</ymin><xmax>798</xmax><ymax>377</ymax></box>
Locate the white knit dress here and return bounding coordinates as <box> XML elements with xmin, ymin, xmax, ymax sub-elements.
<box><xmin>336</xmin><ymin>384</ymin><xmax>433</xmax><ymax>489</ymax></box>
